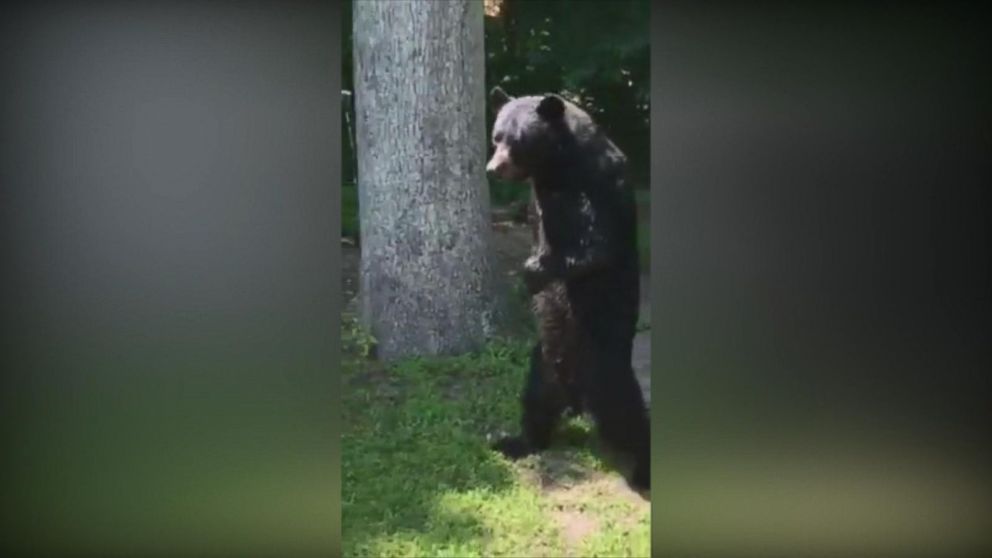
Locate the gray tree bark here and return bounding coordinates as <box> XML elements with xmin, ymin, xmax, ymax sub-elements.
<box><xmin>353</xmin><ymin>0</ymin><xmax>498</xmax><ymax>360</ymax></box>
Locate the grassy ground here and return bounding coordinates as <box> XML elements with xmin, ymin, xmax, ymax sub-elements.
<box><xmin>342</xmin><ymin>320</ymin><xmax>650</xmax><ymax>557</ymax></box>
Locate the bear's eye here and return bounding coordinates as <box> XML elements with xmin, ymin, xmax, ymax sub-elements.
<box><xmin>493</xmin><ymin>132</ymin><xmax>504</xmax><ymax>145</ymax></box>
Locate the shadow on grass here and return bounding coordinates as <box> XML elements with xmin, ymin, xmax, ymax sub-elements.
<box><xmin>343</xmin><ymin>413</ymin><xmax>520</xmax><ymax>555</ymax></box>
<box><xmin>343</xmin><ymin>449</ymin><xmax>519</xmax><ymax>556</ymax></box>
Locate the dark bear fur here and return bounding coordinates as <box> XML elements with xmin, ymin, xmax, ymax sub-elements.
<box><xmin>486</xmin><ymin>86</ymin><xmax>650</xmax><ymax>490</ymax></box>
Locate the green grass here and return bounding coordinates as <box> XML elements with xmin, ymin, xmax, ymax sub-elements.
<box><xmin>342</xmin><ymin>334</ymin><xmax>650</xmax><ymax>557</ymax></box>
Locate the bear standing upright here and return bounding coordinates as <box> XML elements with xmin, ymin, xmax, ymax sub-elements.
<box><xmin>486</xmin><ymin>86</ymin><xmax>650</xmax><ymax>490</ymax></box>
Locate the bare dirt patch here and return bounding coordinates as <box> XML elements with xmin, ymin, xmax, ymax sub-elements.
<box><xmin>552</xmin><ymin>508</ymin><xmax>601</xmax><ymax>550</ymax></box>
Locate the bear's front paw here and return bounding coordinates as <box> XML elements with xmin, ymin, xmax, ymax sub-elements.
<box><xmin>522</xmin><ymin>256</ymin><xmax>551</xmax><ymax>295</ymax></box>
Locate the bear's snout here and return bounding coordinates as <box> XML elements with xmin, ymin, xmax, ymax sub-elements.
<box><xmin>486</xmin><ymin>144</ymin><xmax>525</xmax><ymax>180</ymax></box>
<box><xmin>485</xmin><ymin>157</ymin><xmax>508</xmax><ymax>179</ymax></box>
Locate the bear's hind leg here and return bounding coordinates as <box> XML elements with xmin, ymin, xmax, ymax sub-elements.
<box><xmin>586</xmin><ymin>350</ymin><xmax>651</xmax><ymax>490</ymax></box>
<box><xmin>492</xmin><ymin>342</ymin><xmax>565</xmax><ymax>459</ymax></box>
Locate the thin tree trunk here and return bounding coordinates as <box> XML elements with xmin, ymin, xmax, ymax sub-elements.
<box><xmin>353</xmin><ymin>0</ymin><xmax>498</xmax><ymax>360</ymax></box>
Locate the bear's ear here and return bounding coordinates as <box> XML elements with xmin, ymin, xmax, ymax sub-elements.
<box><xmin>490</xmin><ymin>86</ymin><xmax>512</xmax><ymax>115</ymax></box>
<box><xmin>536</xmin><ymin>94</ymin><xmax>566</xmax><ymax>121</ymax></box>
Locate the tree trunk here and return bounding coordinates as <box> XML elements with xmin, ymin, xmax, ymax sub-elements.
<box><xmin>353</xmin><ymin>0</ymin><xmax>498</xmax><ymax>360</ymax></box>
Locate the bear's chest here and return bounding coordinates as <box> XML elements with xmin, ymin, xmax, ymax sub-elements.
<box><xmin>534</xmin><ymin>190</ymin><xmax>593</xmax><ymax>251</ymax></box>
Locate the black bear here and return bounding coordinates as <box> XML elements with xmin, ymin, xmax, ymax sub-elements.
<box><xmin>486</xmin><ymin>86</ymin><xmax>650</xmax><ymax>491</ymax></box>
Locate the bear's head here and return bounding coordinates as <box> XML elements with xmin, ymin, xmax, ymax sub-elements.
<box><xmin>485</xmin><ymin>86</ymin><xmax>594</xmax><ymax>183</ymax></box>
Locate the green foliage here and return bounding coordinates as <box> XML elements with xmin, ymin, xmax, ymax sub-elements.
<box><xmin>490</xmin><ymin>178</ymin><xmax>530</xmax><ymax>208</ymax></box>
